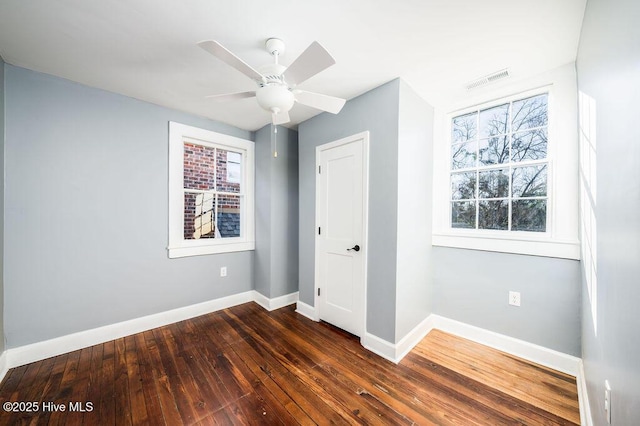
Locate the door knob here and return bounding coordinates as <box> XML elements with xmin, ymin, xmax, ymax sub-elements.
<box><xmin>347</xmin><ymin>244</ymin><xmax>360</xmax><ymax>252</ymax></box>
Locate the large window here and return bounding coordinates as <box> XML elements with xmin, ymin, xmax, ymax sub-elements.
<box><xmin>432</xmin><ymin>69</ymin><xmax>581</xmax><ymax>260</ymax></box>
<box><xmin>450</xmin><ymin>93</ymin><xmax>549</xmax><ymax>232</ymax></box>
<box><xmin>168</xmin><ymin>122</ymin><xmax>254</xmax><ymax>258</ymax></box>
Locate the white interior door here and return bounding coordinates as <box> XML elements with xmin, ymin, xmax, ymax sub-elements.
<box><xmin>316</xmin><ymin>132</ymin><xmax>368</xmax><ymax>337</ymax></box>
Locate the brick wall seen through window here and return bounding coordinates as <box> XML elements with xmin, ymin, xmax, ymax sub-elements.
<box><xmin>183</xmin><ymin>143</ymin><xmax>242</xmax><ymax>240</ymax></box>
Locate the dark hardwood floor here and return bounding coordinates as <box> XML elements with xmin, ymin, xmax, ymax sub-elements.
<box><xmin>0</xmin><ymin>302</ymin><xmax>580</xmax><ymax>425</ymax></box>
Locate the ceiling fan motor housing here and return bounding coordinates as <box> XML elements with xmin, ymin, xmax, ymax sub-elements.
<box><xmin>256</xmin><ymin>61</ymin><xmax>294</xmax><ymax>113</ymax></box>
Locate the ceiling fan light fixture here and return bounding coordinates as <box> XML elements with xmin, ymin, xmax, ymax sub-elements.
<box><xmin>256</xmin><ymin>84</ymin><xmax>295</xmax><ymax>114</ymax></box>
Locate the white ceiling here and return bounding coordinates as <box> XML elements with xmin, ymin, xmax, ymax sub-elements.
<box><xmin>0</xmin><ymin>0</ymin><xmax>586</xmax><ymax>131</ymax></box>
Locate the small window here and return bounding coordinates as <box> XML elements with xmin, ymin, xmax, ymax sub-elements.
<box><xmin>449</xmin><ymin>93</ymin><xmax>549</xmax><ymax>232</ymax></box>
<box><xmin>168</xmin><ymin>122</ymin><xmax>254</xmax><ymax>258</ymax></box>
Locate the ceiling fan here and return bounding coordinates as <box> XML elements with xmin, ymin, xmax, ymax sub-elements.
<box><xmin>198</xmin><ymin>38</ymin><xmax>346</xmax><ymax>126</ymax></box>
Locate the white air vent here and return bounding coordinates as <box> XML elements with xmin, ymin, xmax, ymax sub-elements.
<box><xmin>465</xmin><ymin>68</ymin><xmax>510</xmax><ymax>90</ymax></box>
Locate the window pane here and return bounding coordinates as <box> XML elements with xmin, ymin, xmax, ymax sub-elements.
<box><xmin>478</xmin><ymin>200</ymin><xmax>508</xmax><ymax>230</ymax></box>
<box><xmin>452</xmin><ymin>201</ymin><xmax>476</xmax><ymax>229</ymax></box>
<box><xmin>512</xmin><ymin>128</ymin><xmax>547</xmax><ymax>162</ymax></box>
<box><xmin>226</xmin><ymin>151</ymin><xmax>242</xmax><ymax>184</ymax></box>
<box><xmin>184</xmin><ymin>192</ymin><xmax>216</xmax><ymax>240</ymax></box>
<box><xmin>479</xmin><ymin>103</ymin><xmax>509</xmax><ymax>137</ymax></box>
<box><xmin>512</xmin><ymin>199</ymin><xmax>547</xmax><ymax>232</ymax></box>
<box><xmin>512</xmin><ymin>94</ymin><xmax>548</xmax><ymax>132</ymax></box>
<box><xmin>512</xmin><ymin>165</ymin><xmax>547</xmax><ymax>197</ymax></box>
<box><xmin>448</xmin><ymin>93</ymin><xmax>550</xmax><ymax>235</ymax></box>
<box><xmin>479</xmin><ymin>136</ymin><xmax>509</xmax><ymax>165</ymax></box>
<box><xmin>479</xmin><ymin>169</ymin><xmax>509</xmax><ymax>199</ymax></box>
<box><xmin>217</xmin><ymin>195</ymin><xmax>241</xmax><ymax>238</ymax></box>
<box><xmin>452</xmin><ymin>112</ymin><xmax>477</xmax><ymax>143</ymax></box>
<box><xmin>184</xmin><ymin>143</ymin><xmax>216</xmax><ymax>190</ymax></box>
<box><xmin>216</xmin><ymin>149</ymin><xmax>241</xmax><ymax>193</ymax></box>
<box><xmin>451</xmin><ymin>141</ymin><xmax>476</xmax><ymax>169</ymax></box>
<box><xmin>451</xmin><ymin>172</ymin><xmax>476</xmax><ymax>200</ymax></box>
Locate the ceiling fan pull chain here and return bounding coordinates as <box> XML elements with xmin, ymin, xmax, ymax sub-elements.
<box><xmin>272</xmin><ymin>123</ymin><xmax>278</xmax><ymax>158</ymax></box>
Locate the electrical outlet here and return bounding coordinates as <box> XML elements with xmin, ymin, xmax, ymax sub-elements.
<box><xmin>509</xmin><ymin>291</ymin><xmax>521</xmax><ymax>307</ymax></box>
<box><xmin>605</xmin><ymin>380</ymin><xmax>612</xmax><ymax>424</ymax></box>
<box><xmin>220</xmin><ymin>266</ymin><xmax>227</xmax><ymax>277</ymax></box>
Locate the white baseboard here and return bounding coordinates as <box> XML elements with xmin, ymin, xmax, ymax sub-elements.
<box><xmin>0</xmin><ymin>289</ymin><xmax>299</xmax><ymax>380</ymax></box>
<box><xmin>0</xmin><ymin>351</ymin><xmax>8</xmax><ymax>384</ymax></box>
<box><xmin>362</xmin><ymin>315</ymin><xmax>436</xmax><ymax>364</ymax></box>
<box><xmin>362</xmin><ymin>332</ymin><xmax>397</xmax><ymax>363</ymax></box>
<box><xmin>431</xmin><ymin>314</ymin><xmax>581</xmax><ymax>376</ymax></box>
<box><xmin>295</xmin><ymin>309</ymin><xmax>581</xmax><ymax>378</ymax></box>
<box><xmin>347</xmin><ymin>313</ymin><xmax>582</xmax><ymax>378</ymax></box>
<box><xmin>395</xmin><ymin>315</ymin><xmax>437</xmax><ymax>362</ymax></box>
<box><xmin>253</xmin><ymin>291</ymin><xmax>298</xmax><ymax>311</ymax></box>
<box><xmin>576</xmin><ymin>360</ymin><xmax>593</xmax><ymax>426</ymax></box>
<box><xmin>295</xmin><ymin>300</ymin><xmax>319</xmax><ymax>321</ymax></box>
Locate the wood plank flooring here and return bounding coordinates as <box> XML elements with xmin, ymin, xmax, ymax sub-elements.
<box><xmin>0</xmin><ymin>302</ymin><xmax>580</xmax><ymax>425</ymax></box>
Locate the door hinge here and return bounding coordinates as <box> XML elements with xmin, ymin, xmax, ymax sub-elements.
<box><xmin>318</xmin><ymin>165</ymin><xmax>321</xmax><ymax>174</ymax></box>
<box><xmin>318</xmin><ymin>226</ymin><xmax>321</xmax><ymax>235</ymax></box>
<box><xmin>318</xmin><ymin>288</ymin><xmax>321</xmax><ymax>296</ymax></box>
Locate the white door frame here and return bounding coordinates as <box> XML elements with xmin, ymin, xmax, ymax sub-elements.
<box><xmin>314</xmin><ymin>131</ymin><xmax>370</xmax><ymax>338</ymax></box>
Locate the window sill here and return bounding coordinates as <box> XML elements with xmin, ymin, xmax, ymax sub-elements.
<box><xmin>168</xmin><ymin>240</ymin><xmax>255</xmax><ymax>258</ymax></box>
<box><xmin>432</xmin><ymin>232</ymin><xmax>580</xmax><ymax>260</ymax></box>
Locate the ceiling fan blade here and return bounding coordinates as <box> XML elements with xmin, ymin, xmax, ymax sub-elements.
<box><xmin>294</xmin><ymin>90</ymin><xmax>346</xmax><ymax>114</ymax></box>
<box><xmin>272</xmin><ymin>111</ymin><xmax>290</xmax><ymax>125</ymax></box>
<box><xmin>205</xmin><ymin>91</ymin><xmax>256</xmax><ymax>102</ymax></box>
<box><xmin>283</xmin><ymin>41</ymin><xmax>336</xmax><ymax>86</ymax></box>
<box><xmin>198</xmin><ymin>40</ymin><xmax>264</xmax><ymax>81</ymax></box>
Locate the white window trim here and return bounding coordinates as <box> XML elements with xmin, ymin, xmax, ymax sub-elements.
<box><xmin>168</xmin><ymin>122</ymin><xmax>255</xmax><ymax>258</ymax></box>
<box><xmin>432</xmin><ymin>75</ymin><xmax>580</xmax><ymax>260</ymax></box>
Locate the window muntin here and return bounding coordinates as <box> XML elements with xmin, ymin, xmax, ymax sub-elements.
<box><xmin>168</xmin><ymin>122</ymin><xmax>254</xmax><ymax>258</ymax></box>
<box><xmin>449</xmin><ymin>93</ymin><xmax>549</xmax><ymax>232</ymax></box>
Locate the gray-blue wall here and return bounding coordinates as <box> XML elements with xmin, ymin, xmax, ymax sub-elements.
<box><xmin>298</xmin><ymin>79</ymin><xmax>400</xmax><ymax>342</ymax></box>
<box><xmin>432</xmin><ymin>248</ymin><xmax>581</xmax><ymax>355</ymax></box>
<box><xmin>254</xmin><ymin>126</ymin><xmax>272</xmax><ymax>298</ymax></box>
<box><xmin>577</xmin><ymin>0</ymin><xmax>640</xmax><ymax>423</ymax></box>
<box><xmin>4</xmin><ymin>65</ymin><xmax>254</xmax><ymax>347</ymax></box>
<box><xmin>254</xmin><ymin>125</ymin><xmax>298</xmax><ymax>298</ymax></box>
<box><xmin>0</xmin><ymin>58</ymin><xmax>5</xmax><ymax>353</ymax></box>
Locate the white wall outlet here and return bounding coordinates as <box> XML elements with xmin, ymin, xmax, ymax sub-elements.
<box><xmin>220</xmin><ymin>266</ymin><xmax>227</xmax><ymax>277</ymax></box>
<box><xmin>605</xmin><ymin>380</ymin><xmax>612</xmax><ymax>424</ymax></box>
<box><xmin>508</xmin><ymin>291</ymin><xmax>521</xmax><ymax>306</ymax></box>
